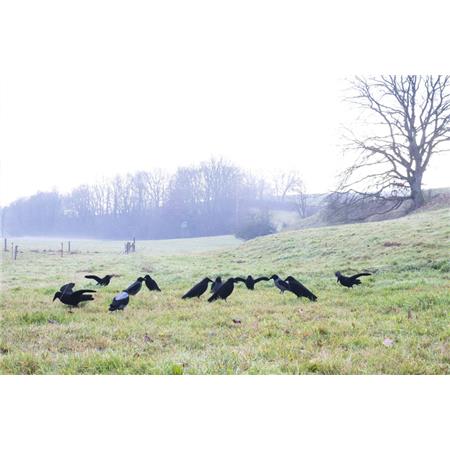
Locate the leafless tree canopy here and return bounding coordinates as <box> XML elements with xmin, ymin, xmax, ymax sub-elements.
<box><xmin>340</xmin><ymin>75</ymin><xmax>450</xmax><ymax>215</ymax></box>
<box><xmin>272</xmin><ymin>170</ymin><xmax>307</xmax><ymax>218</ymax></box>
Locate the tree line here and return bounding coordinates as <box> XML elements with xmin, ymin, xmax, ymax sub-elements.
<box><xmin>1</xmin><ymin>159</ymin><xmax>309</xmax><ymax>239</ymax></box>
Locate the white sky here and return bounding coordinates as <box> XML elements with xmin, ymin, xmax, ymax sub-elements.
<box><xmin>1</xmin><ymin>1</ymin><xmax>449</xmax><ymax>206</ymax></box>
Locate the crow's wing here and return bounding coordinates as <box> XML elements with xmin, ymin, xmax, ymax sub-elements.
<box><xmin>182</xmin><ymin>281</ymin><xmax>205</xmax><ymax>298</ymax></box>
<box><xmin>288</xmin><ymin>279</ymin><xmax>317</xmax><ymax>300</ymax></box>
<box><xmin>60</xmin><ymin>283</ymin><xmax>75</xmax><ymax>294</ymax></box>
<box><xmin>79</xmin><ymin>293</ymin><xmax>95</xmax><ymax>301</ymax></box>
<box><xmin>217</xmin><ymin>280</ymin><xmax>235</xmax><ymax>299</ymax></box>
<box><xmin>273</xmin><ymin>279</ymin><xmax>283</xmax><ymax>290</ymax></box>
<box><xmin>85</xmin><ymin>275</ymin><xmax>102</xmax><ymax>283</ymax></box>
<box><xmin>352</xmin><ymin>273</ymin><xmax>372</xmax><ymax>279</ymax></box>
<box><xmin>286</xmin><ymin>277</ymin><xmax>299</xmax><ymax>288</ymax></box>
<box><xmin>234</xmin><ymin>277</ymin><xmax>247</xmax><ymax>283</ymax></box>
<box><xmin>297</xmin><ymin>283</ymin><xmax>314</xmax><ymax>297</ymax></box>
<box><xmin>207</xmin><ymin>292</ymin><xmax>219</xmax><ymax>302</ymax></box>
<box><xmin>109</xmin><ymin>292</ymin><xmax>129</xmax><ymax>310</ymax></box>
<box><xmin>114</xmin><ymin>291</ymin><xmax>129</xmax><ymax>301</ymax></box>
<box><xmin>73</xmin><ymin>289</ymin><xmax>97</xmax><ymax>295</ymax></box>
<box><xmin>126</xmin><ymin>280</ymin><xmax>141</xmax><ymax>291</ymax></box>
<box><xmin>253</xmin><ymin>276</ymin><xmax>270</xmax><ymax>284</ymax></box>
<box><xmin>278</xmin><ymin>279</ymin><xmax>291</xmax><ymax>289</ymax></box>
<box><xmin>208</xmin><ymin>281</ymin><xmax>230</xmax><ymax>302</ymax></box>
<box><xmin>147</xmin><ymin>278</ymin><xmax>161</xmax><ymax>291</ymax></box>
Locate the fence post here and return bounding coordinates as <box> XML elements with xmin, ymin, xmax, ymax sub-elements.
<box><xmin>60</xmin><ymin>242</ymin><xmax>64</xmax><ymax>257</ymax></box>
<box><xmin>3</xmin><ymin>238</ymin><xmax>7</xmax><ymax>252</ymax></box>
<box><xmin>14</xmin><ymin>245</ymin><xmax>18</xmax><ymax>260</ymax></box>
<box><xmin>11</xmin><ymin>242</ymin><xmax>14</xmax><ymax>258</ymax></box>
<box><xmin>68</xmin><ymin>241</ymin><xmax>71</xmax><ymax>253</ymax></box>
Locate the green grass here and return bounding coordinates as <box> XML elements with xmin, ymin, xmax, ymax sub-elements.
<box><xmin>1</xmin><ymin>208</ymin><xmax>449</xmax><ymax>374</ymax></box>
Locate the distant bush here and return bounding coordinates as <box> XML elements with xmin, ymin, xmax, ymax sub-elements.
<box><xmin>235</xmin><ymin>212</ymin><xmax>276</xmax><ymax>240</ymax></box>
<box><xmin>324</xmin><ymin>192</ymin><xmax>411</xmax><ymax>224</ymax></box>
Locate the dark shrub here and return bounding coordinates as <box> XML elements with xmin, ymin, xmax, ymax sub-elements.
<box><xmin>235</xmin><ymin>212</ymin><xmax>276</xmax><ymax>240</ymax></box>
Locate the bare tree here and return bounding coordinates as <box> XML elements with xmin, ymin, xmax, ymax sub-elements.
<box><xmin>341</xmin><ymin>75</ymin><xmax>450</xmax><ymax>214</ymax></box>
<box><xmin>292</xmin><ymin>182</ymin><xmax>307</xmax><ymax>218</ymax></box>
<box><xmin>143</xmin><ymin>169</ymin><xmax>169</xmax><ymax>209</ymax></box>
<box><xmin>272</xmin><ymin>170</ymin><xmax>305</xmax><ymax>202</ymax></box>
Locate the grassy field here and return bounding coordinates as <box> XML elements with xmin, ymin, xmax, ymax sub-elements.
<box><xmin>1</xmin><ymin>208</ymin><xmax>449</xmax><ymax>374</ymax></box>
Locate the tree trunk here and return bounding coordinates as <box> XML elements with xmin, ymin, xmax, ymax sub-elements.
<box><xmin>410</xmin><ymin>172</ymin><xmax>425</xmax><ymax>209</ymax></box>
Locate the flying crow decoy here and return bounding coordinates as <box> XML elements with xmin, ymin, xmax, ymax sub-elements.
<box><xmin>144</xmin><ymin>274</ymin><xmax>161</xmax><ymax>292</ymax></box>
<box><xmin>207</xmin><ymin>277</ymin><xmax>238</xmax><ymax>303</ymax></box>
<box><xmin>125</xmin><ymin>277</ymin><xmax>145</xmax><ymax>296</ymax></box>
<box><xmin>235</xmin><ymin>275</ymin><xmax>270</xmax><ymax>290</ymax></box>
<box><xmin>270</xmin><ymin>275</ymin><xmax>291</xmax><ymax>293</ymax></box>
<box><xmin>182</xmin><ymin>278</ymin><xmax>213</xmax><ymax>299</ymax></box>
<box><xmin>108</xmin><ymin>291</ymin><xmax>130</xmax><ymax>311</ymax></box>
<box><xmin>285</xmin><ymin>276</ymin><xmax>318</xmax><ymax>302</ymax></box>
<box><xmin>335</xmin><ymin>271</ymin><xmax>372</xmax><ymax>288</ymax></box>
<box><xmin>85</xmin><ymin>274</ymin><xmax>115</xmax><ymax>286</ymax></box>
<box><xmin>211</xmin><ymin>276</ymin><xmax>223</xmax><ymax>294</ymax></box>
<box><xmin>53</xmin><ymin>283</ymin><xmax>96</xmax><ymax>308</ymax></box>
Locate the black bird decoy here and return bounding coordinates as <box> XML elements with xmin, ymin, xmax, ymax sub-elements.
<box><xmin>335</xmin><ymin>271</ymin><xmax>372</xmax><ymax>288</ymax></box>
<box><xmin>285</xmin><ymin>276</ymin><xmax>318</xmax><ymax>302</ymax></box>
<box><xmin>211</xmin><ymin>276</ymin><xmax>223</xmax><ymax>294</ymax></box>
<box><xmin>208</xmin><ymin>278</ymin><xmax>238</xmax><ymax>303</ymax></box>
<box><xmin>108</xmin><ymin>291</ymin><xmax>130</xmax><ymax>312</ymax></box>
<box><xmin>85</xmin><ymin>274</ymin><xmax>115</xmax><ymax>286</ymax></box>
<box><xmin>270</xmin><ymin>274</ymin><xmax>291</xmax><ymax>293</ymax></box>
<box><xmin>182</xmin><ymin>278</ymin><xmax>213</xmax><ymax>299</ymax></box>
<box><xmin>53</xmin><ymin>283</ymin><xmax>96</xmax><ymax>308</ymax></box>
<box><xmin>235</xmin><ymin>275</ymin><xmax>270</xmax><ymax>290</ymax></box>
<box><xmin>144</xmin><ymin>274</ymin><xmax>161</xmax><ymax>292</ymax></box>
<box><xmin>125</xmin><ymin>277</ymin><xmax>145</xmax><ymax>296</ymax></box>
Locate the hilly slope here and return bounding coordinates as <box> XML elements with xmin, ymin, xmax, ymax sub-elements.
<box><xmin>219</xmin><ymin>207</ymin><xmax>449</xmax><ymax>277</ymax></box>
<box><xmin>1</xmin><ymin>208</ymin><xmax>448</xmax><ymax>374</ymax></box>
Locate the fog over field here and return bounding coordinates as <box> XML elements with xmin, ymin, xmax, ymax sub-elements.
<box><xmin>1</xmin><ymin>4</ymin><xmax>450</xmax><ymax>207</ymax></box>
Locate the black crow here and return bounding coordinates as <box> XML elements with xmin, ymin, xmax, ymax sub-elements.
<box><xmin>335</xmin><ymin>271</ymin><xmax>372</xmax><ymax>288</ymax></box>
<box><xmin>125</xmin><ymin>277</ymin><xmax>145</xmax><ymax>296</ymax></box>
<box><xmin>53</xmin><ymin>283</ymin><xmax>96</xmax><ymax>307</ymax></box>
<box><xmin>108</xmin><ymin>291</ymin><xmax>130</xmax><ymax>311</ymax></box>
<box><xmin>211</xmin><ymin>276</ymin><xmax>223</xmax><ymax>294</ymax></box>
<box><xmin>285</xmin><ymin>276</ymin><xmax>318</xmax><ymax>302</ymax></box>
<box><xmin>85</xmin><ymin>274</ymin><xmax>115</xmax><ymax>286</ymax></box>
<box><xmin>208</xmin><ymin>278</ymin><xmax>238</xmax><ymax>303</ymax></box>
<box><xmin>182</xmin><ymin>278</ymin><xmax>213</xmax><ymax>299</ymax></box>
<box><xmin>235</xmin><ymin>275</ymin><xmax>270</xmax><ymax>290</ymax></box>
<box><xmin>270</xmin><ymin>275</ymin><xmax>291</xmax><ymax>293</ymax></box>
<box><xmin>144</xmin><ymin>274</ymin><xmax>161</xmax><ymax>292</ymax></box>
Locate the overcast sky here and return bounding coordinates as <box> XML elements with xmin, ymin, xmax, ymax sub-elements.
<box><xmin>1</xmin><ymin>1</ymin><xmax>449</xmax><ymax>206</ymax></box>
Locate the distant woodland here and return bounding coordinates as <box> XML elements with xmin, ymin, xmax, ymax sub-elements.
<box><xmin>1</xmin><ymin>159</ymin><xmax>317</xmax><ymax>240</ymax></box>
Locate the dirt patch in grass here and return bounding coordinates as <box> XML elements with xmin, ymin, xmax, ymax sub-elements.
<box><xmin>383</xmin><ymin>241</ymin><xmax>402</xmax><ymax>247</ymax></box>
